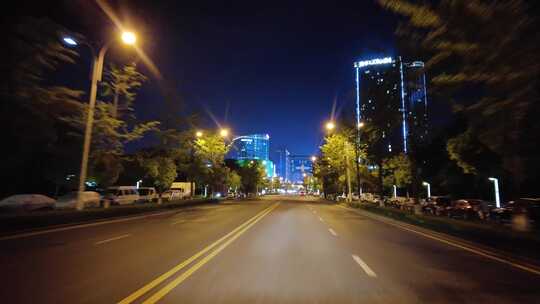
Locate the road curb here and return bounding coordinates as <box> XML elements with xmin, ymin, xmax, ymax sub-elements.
<box><xmin>337</xmin><ymin>204</ymin><xmax>540</xmax><ymax>276</ymax></box>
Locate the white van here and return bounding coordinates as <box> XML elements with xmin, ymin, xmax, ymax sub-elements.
<box><xmin>103</xmin><ymin>186</ymin><xmax>139</xmax><ymax>205</ymax></box>
<box><xmin>137</xmin><ymin>187</ymin><xmax>157</xmax><ymax>203</ymax></box>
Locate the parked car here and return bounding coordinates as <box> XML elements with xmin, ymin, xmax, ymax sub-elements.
<box><xmin>422</xmin><ymin>196</ymin><xmax>452</xmax><ymax>216</ymax></box>
<box><xmin>492</xmin><ymin>198</ymin><xmax>540</xmax><ymax>227</ymax></box>
<box><xmin>102</xmin><ymin>186</ymin><xmax>139</xmax><ymax>205</ymax></box>
<box><xmin>0</xmin><ymin>194</ymin><xmax>56</xmax><ymax>211</ymax></box>
<box><xmin>55</xmin><ymin>191</ymin><xmax>101</xmax><ymax>209</ymax></box>
<box><xmin>137</xmin><ymin>187</ymin><xmax>157</xmax><ymax>203</ymax></box>
<box><xmin>447</xmin><ymin>199</ymin><xmax>493</xmax><ymax>220</ymax></box>
<box><xmin>161</xmin><ymin>189</ymin><xmax>184</xmax><ymax>201</ymax></box>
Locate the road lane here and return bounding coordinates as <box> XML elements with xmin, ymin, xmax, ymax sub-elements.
<box><xmin>154</xmin><ymin>201</ymin><xmax>393</xmax><ymax>304</ymax></box>
<box><xmin>2</xmin><ymin>197</ymin><xmax>540</xmax><ymax>303</ymax></box>
<box><xmin>311</xmin><ymin>202</ymin><xmax>540</xmax><ymax>303</ymax></box>
<box><xmin>0</xmin><ymin>200</ymin><xmax>272</xmax><ymax>304</ymax></box>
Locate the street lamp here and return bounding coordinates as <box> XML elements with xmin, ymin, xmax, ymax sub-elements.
<box><xmin>422</xmin><ymin>181</ymin><xmax>431</xmax><ymax>198</ymax></box>
<box><xmin>63</xmin><ymin>31</ymin><xmax>138</xmax><ymax>210</ymax></box>
<box><xmin>488</xmin><ymin>177</ymin><xmax>501</xmax><ymax>208</ymax></box>
<box><xmin>121</xmin><ymin>31</ymin><xmax>137</xmax><ymax>45</ymax></box>
<box><xmin>195</xmin><ymin>131</ymin><xmax>203</xmax><ymax>138</ymax></box>
<box><xmin>220</xmin><ymin>128</ymin><xmax>229</xmax><ymax>137</ymax></box>
<box><xmin>311</xmin><ymin>156</ymin><xmax>317</xmax><ymax>162</ymax></box>
<box><xmin>357</xmin><ymin>121</ymin><xmax>365</xmax><ymax>129</ymax></box>
<box><xmin>325</xmin><ymin>121</ymin><xmax>335</xmax><ymax>131</ymax></box>
<box><xmin>393</xmin><ymin>185</ymin><xmax>397</xmax><ymax>198</ymax></box>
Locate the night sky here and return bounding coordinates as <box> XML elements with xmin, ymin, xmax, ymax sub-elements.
<box><xmin>13</xmin><ymin>0</ymin><xmax>398</xmax><ymax>156</ymax></box>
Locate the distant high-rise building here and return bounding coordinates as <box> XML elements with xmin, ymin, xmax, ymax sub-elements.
<box><xmin>354</xmin><ymin>56</ymin><xmax>429</xmax><ymax>154</ymax></box>
<box><xmin>274</xmin><ymin>148</ymin><xmax>290</xmax><ymax>182</ymax></box>
<box><xmin>232</xmin><ymin>134</ymin><xmax>270</xmax><ymax>160</ymax></box>
<box><xmin>229</xmin><ymin>133</ymin><xmax>274</xmax><ymax>177</ymax></box>
<box><xmin>289</xmin><ymin>155</ymin><xmax>313</xmax><ymax>184</ymax></box>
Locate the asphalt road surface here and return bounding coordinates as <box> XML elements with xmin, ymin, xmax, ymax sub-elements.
<box><xmin>1</xmin><ymin>196</ymin><xmax>539</xmax><ymax>303</ymax></box>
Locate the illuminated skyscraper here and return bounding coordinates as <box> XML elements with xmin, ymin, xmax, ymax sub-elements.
<box><xmin>354</xmin><ymin>57</ymin><xmax>428</xmax><ymax>154</ymax></box>
<box><xmin>232</xmin><ymin>134</ymin><xmax>270</xmax><ymax>160</ymax></box>
<box><xmin>230</xmin><ymin>134</ymin><xmax>274</xmax><ymax>177</ymax></box>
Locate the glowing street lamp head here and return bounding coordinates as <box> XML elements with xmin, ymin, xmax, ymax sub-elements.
<box><xmin>195</xmin><ymin>131</ymin><xmax>203</xmax><ymax>138</ymax></box>
<box><xmin>422</xmin><ymin>181</ymin><xmax>429</xmax><ymax>186</ymax></box>
<box><xmin>325</xmin><ymin>121</ymin><xmax>335</xmax><ymax>131</ymax></box>
<box><xmin>121</xmin><ymin>31</ymin><xmax>136</xmax><ymax>45</ymax></box>
<box><xmin>311</xmin><ymin>156</ymin><xmax>317</xmax><ymax>162</ymax></box>
<box><xmin>220</xmin><ymin>128</ymin><xmax>229</xmax><ymax>137</ymax></box>
<box><xmin>357</xmin><ymin>122</ymin><xmax>365</xmax><ymax>129</ymax></box>
<box><xmin>62</xmin><ymin>37</ymin><xmax>78</xmax><ymax>46</ymax></box>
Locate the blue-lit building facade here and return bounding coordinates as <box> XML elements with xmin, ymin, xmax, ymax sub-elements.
<box><xmin>354</xmin><ymin>57</ymin><xmax>428</xmax><ymax>155</ymax></box>
<box><xmin>230</xmin><ymin>134</ymin><xmax>275</xmax><ymax>177</ymax></box>
<box><xmin>289</xmin><ymin>155</ymin><xmax>313</xmax><ymax>184</ymax></box>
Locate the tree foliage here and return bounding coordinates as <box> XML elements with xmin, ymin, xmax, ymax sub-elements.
<box><xmin>142</xmin><ymin>156</ymin><xmax>177</xmax><ymax>193</ymax></box>
<box><xmin>382</xmin><ymin>153</ymin><xmax>412</xmax><ymax>188</ymax></box>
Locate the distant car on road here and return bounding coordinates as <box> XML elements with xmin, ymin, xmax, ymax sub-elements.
<box><xmin>447</xmin><ymin>199</ymin><xmax>493</xmax><ymax>220</ymax></box>
<box><xmin>102</xmin><ymin>186</ymin><xmax>139</xmax><ymax>205</ymax></box>
<box><xmin>137</xmin><ymin>187</ymin><xmax>157</xmax><ymax>203</ymax></box>
<box><xmin>422</xmin><ymin>196</ymin><xmax>452</xmax><ymax>216</ymax></box>
<box><xmin>55</xmin><ymin>191</ymin><xmax>101</xmax><ymax>209</ymax></box>
<box><xmin>0</xmin><ymin>194</ymin><xmax>56</xmax><ymax>212</ymax></box>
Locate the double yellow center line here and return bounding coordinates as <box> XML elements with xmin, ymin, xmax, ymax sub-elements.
<box><xmin>118</xmin><ymin>202</ymin><xmax>280</xmax><ymax>304</ymax></box>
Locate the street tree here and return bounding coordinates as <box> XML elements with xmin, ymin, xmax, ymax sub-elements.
<box><xmin>101</xmin><ymin>62</ymin><xmax>147</xmax><ymax>118</ymax></box>
<box><xmin>227</xmin><ymin>171</ymin><xmax>242</xmax><ymax>194</ymax></box>
<box><xmin>382</xmin><ymin>153</ymin><xmax>412</xmax><ymax>192</ymax></box>
<box><xmin>142</xmin><ymin>156</ymin><xmax>178</xmax><ymax>194</ymax></box>
<box><xmin>320</xmin><ymin>133</ymin><xmax>356</xmax><ymax>194</ymax></box>
<box><xmin>237</xmin><ymin>160</ymin><xmax>266</xmax><ymax>195</ymax></box>
<box><xmin>194</xmin><ymin>133</ymin><xmax>230</xmax><ymax>195</ymax></box>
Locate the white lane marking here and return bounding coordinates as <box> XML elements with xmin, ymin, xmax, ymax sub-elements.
<box><xmin>352</xmin><ymin>255</ymin><xmax>377</xmax><ymax>277</ymax></box>
<box><xmin>328</xmin><ymin>228</ymin><xmax>338</xmax><ymax>237</ymax></box>
<box><xmin>171</xmin><ymin>219</ymin><xmax>186</xmax><ymax>225</ymax></box>
<box><xmin>318</xmin><ymin>216</ymin><xmax>325</xmax><ymax>223</ymax></box>
<box><xmin>95</xmin><ymin>234</ymin><xmax>131</xmax><ymax>245</ymax></box>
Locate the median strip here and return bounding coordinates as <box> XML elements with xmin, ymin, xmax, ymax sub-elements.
<box><xmin>118</xmin><ymin>202</ymin><xmax>279</xmax><ymax>304</ymax></box>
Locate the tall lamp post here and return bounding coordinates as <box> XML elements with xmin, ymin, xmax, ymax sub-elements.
<box><xmin>422</xmin><ymin>181</ymin><xmax>431</xmax><ymax>198</ymax></box>
<box><xmin>63</xmin><ymin>31</ymin><xmax>137</xmax><ymax>210</ymax></box>
<box><xmin>488</xmin><ymin>177</ymin><xmax>501</xmax><ymax>208</ymax></box>
<box><xmin>355</xmin><ymin>121</ymin><xmax>365</xmax><ymax>197</ymax></box>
